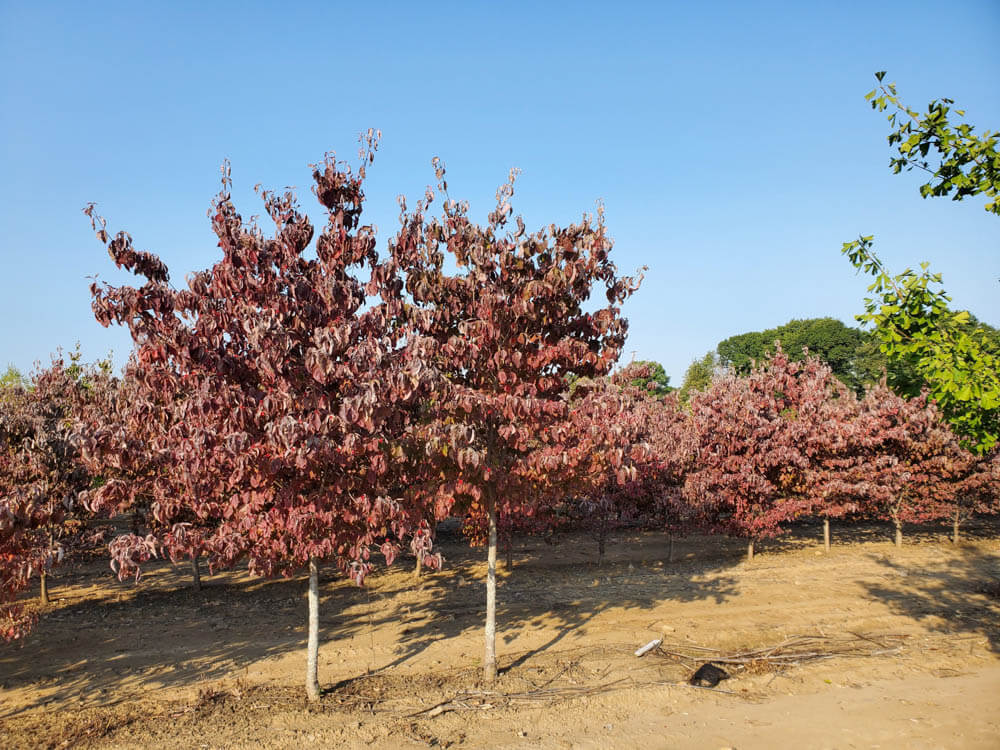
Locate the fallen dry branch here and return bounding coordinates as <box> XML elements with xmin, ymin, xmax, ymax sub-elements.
<box><xmin>655</xmin><ymin>632</ymin><xmax>909</xmax><ymax>672</ymax></box>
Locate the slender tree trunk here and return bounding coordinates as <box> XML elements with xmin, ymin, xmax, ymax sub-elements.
<box><xmin>667</xmin><ymin>534</ymin><xmax>674</xmax><ymax>564</ymax></box>
<box><xmin>40</xmin><ymin>530</ymin><xmax>54</xmax><ymax>605</ymax></box>
<box><xmin>894</xmin><ymin>518</ymin><xmax>903</xmax><ymax>549</ymax></box>
<box><xmin>191</xmin><ymin>554</ymin><xmax>202</xmax><ymax>590</ymax></box>
<box><xmin>823</xmin><ymin>518</ymin><xmax>830</xmax><ymax>553</ymax></box>
<box><xmin>505</xmin><ymin>534</ymin><xmax>513</xmax><ymax>571</ymax></box>
<box><xmin>952</xmin><ymin>509</ymin><xmax>961</xmax><ymax>544</ymax></box>
<box><xmin>414</xmin><ymin>553</ymin><xmax>422</xmax><ymax>579</ymax></box>
<box><xmin>747</xmin><ymin>540</ymin><xmax>754</xmax><ymax>562</ymax></box>
<box><xmin>306</xmin><ymin>558</ymin><xmax>321</xmax><ymax>702</ymax></box>
<box><xmin>484</xmin><ymin>495</ymin><xmax>498</xmax><ymax>684</ymax></box>
<box><xmin>597</xmin><ymin>536</ymin><xmax>606</xmax><ymax>567</ymax></box>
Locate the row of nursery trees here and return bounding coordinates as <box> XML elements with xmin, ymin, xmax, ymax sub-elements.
<box><xmin>2</xmin><ymin>135</ymin><xmax>998</xmax><ymax>700</ymax></box>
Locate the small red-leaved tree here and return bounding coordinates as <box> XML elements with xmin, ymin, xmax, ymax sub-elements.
<box><xmin>826</xmin><ymin>383</ymin><xmax>973</xmax><ymax>548</ymax></box>
<box><xmin>0</xmin><ymin>357</ymin><xmax>113</xmax><ymax>640</ymax></box>
<box><xmin>636</xmin><ymin>386</ymin><xmax>698</xmax><ymax>559</ymax></box>
<box><xmin>84</xmin><ymin>136</ymin><xmax>437</xmax><ymax>700</ymax></box>
<box><xmin>952</xmin><ymin>448</ymin><xmax>1000</xmax><ymax>542</ymax></box>
<box><xmin>684</xmin><ymin>346</ymin><xmax>839</xmax><ymax>561</ymax></box>
<box><xmin>390</xmin><ymin>163</ymin><xmax>641</xmax><ymax>681</ymax></box>
<box><xmin>560</xmin><ymin>363</ymin><xmax>694</xmax><ymax>565</ymax></box>
<box><xmin>76</xmin><ymin>357</ymin><xmax>219</xmax><ymax>588</ymax></box>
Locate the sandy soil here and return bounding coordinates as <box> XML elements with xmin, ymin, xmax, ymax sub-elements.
<box><xmin>2</xmin><ymin>519</ymin><xmax>999</xmax><ymax>749</ymax></box>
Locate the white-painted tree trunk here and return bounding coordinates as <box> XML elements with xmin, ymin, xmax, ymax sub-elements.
<box><xmin>484</xmin><ymin>497</ymin><xmax>498</xmax><ymax>683</ymax></box>
<box><xmin>823</xmin><ymin>518</ymin><xmax>830</xmax><ymax>553</ymax></box>
<box><xmin>306</xmin><ymin>558</ymin><xmax>321</xmax><ymax>702</ymax></box>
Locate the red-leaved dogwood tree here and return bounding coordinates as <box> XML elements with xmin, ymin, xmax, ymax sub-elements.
<box><xmin>83</xmin><ymin>135</ymin><xmax>438</xmax><ymax>700</ymax></box>
<box><xmin>823</xmin><ymin>383</ymin><xmax>974</xmax><ymax>547</ymax></box>
<box><xmin>0</xmin><ymin>357</ymin><xmax>114</xmax><ymax>640</ymax></box>
<box><xmin>684</xmin><ymin>346</ymin><xmax>840</xmax><ymax>560</ymax></box>
<box><xmin>560</xmin><ymin>363</ymin><xmax>694</xmax><ymax>565</ymax></box>
<box><xmin>390</xmin><ymin>162</ymin><xmax>641</xmax><ymax>681</ymax></box>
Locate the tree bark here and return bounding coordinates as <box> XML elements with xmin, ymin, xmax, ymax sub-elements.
<box><xmin>747</xmin><ymin>540</ymin><xmax>754</xmax><ymax>562</ymax></box>
<box><xmin>894</xmin><ymin>518</ymin><xmax>903</xmax><ymax>548</ymax></box>
<box><xmin>414</xmin><ymin>553</ymin><xmax>422</xmax><ymax>579</ymax></box>
<box><xmin>823</xmin><ymin>518</ymin><xmax>830</xmax><ymax>553</ymax></box>
<box><xmin>667</xmin><ymin>535</ymin><xmax>674</xmax><ymax>564</ymax></box>
<box><xmin>484</xmin><ymin>494</ymin><xmax>498</xmax><ymax>684</ymax></box>
<box><xmin>306</xmin><ymin>558</ymin><xmax>321</xmax><ymax>702</ymax></box>
<box><xmin>40</xmin><ymin>530</ymin><xmax>54</xmax><ymax>605</ymax></box>
<box><xmin>191</xmin><ymin>554</ymin><xmax>202</xmax><ymax>590</ymax></box>
<box><xmin>952</xmin><ymin>509</ymin><xmax>961</xmax><ymax>544</ymax></box>
<box><xmin>597</xmin><ymin>536</ymin><xmax>606</xmax><ymax>567</ymax></box>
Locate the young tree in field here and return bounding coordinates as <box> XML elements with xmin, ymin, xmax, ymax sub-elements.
<box><xmin>560</xmin><ymin>364</ymin><xmax>695</xmax><ymax>564</ymax></box>
<box><xmin>0</xmin><ymin>356</ymin><xmax>113</xmax><ymax>640</ymax></box>
<box><xmin>76</xmin><ymin>358</ymin><xmax>217</xmax><ymax>589</ymax></box>
<box><xmin>559</xmin><ymin>364</ymin><xmax>657</xmax><ymax>565</ymax></box>
<box><xmin>683</xmin><ymin>346</ymin><xmax>840</xmax><ymax>561</ymax></box>
<box><xmin>816</xmin><ymin>382</ymin><xmax>971</xmax><ymax>548</ymax></box>
<box><xmin>84</xmin><ymin>136</ymin><xmax>438</xmax><ymax>700</ymax></box>
<box><xmin>795</xmin><ymin>380</ymin><xmax>866</xmax><ymax>552</ymax></box>
<box><xmin>950</xmin><ymin>448</ymin><xmax>1000</xmax><ymax>543</ymax></box>
<box><xmin>390</xmin><ymin>162</ymin><xmax>641</xmax><ymax>682</ymax></box>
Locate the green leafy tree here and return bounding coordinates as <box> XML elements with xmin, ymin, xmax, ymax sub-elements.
<box><xmin>1</xmin><ymin>366</ymin><xmax>27</xmax><ymax>390</ymax></box>
<box><xmin>678</xmin><ymin>351</ymin><xmax>717</xmax><ymax>405</ymax></box>
<box><xmin>842</xmin><ymin>237</ymin><xmax>999</xmax><ymax>453</ymax></box>
<box><xmin>866</xmin><ymin>71</ymin><xmax>999</xmax><ymax>215</ymax></box>
<box><xmin>717</xmin><ymin>318</ymin><xmax>877</xmax><ymax>392</ymax></box>
<box><xmin>841</xmin><ymin>73</ymin><xmax>1000</xmax><ymax>453</ymax></box>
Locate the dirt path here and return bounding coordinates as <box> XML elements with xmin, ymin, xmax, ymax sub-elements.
<box><xmin>2</xmin><ymin>521</ymin><xmax>999</xmax><ymax>748</ymax></box>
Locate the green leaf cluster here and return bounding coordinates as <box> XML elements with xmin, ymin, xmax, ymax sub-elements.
<box><xmin>867</xmin><ymin>71</ymin><xmax>1000</xmax><ymax>215</ymax></box>
<box><xmin>678</xmin><ymin>351</ymin><xmax>718</xmax><ymax>405</ymax></box>
<box><xmin>842</xmin><ymin>236</ymin><xmax>1000</xmax><ymax>453</ymax></box>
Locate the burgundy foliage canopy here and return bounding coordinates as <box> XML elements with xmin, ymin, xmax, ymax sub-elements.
<box><xmin>1</xmin><ymin>359</ymin><xmax>112</xmax><ymax>640</ymax></box>
<box><xmin>683</xmin><ymin>346</ymin><xmax>842</xmax><ymax>542</ymax></box>
<box><xmin>388</xmin><ymin>162</ymin><xmax>642</xmax><ymax>537</ymax></box>
<box><xmin>81</xmin><ymin>136</ymin><xmax>438</xmax><ymax>584</ymax></box>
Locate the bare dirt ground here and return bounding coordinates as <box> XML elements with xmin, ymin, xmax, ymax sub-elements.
<box><xmin>2</xmin><ymin>519</ymin><xmax>999</xmax><ymax>749</ymax></box>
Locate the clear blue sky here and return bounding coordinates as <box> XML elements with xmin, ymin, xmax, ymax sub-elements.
<box><xmin>2</xmin><ymin>0</ymin><xmax>998</xmax><ymax>385</ymax></box>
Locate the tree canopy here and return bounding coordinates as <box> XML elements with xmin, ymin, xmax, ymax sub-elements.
<box><xmin>678</xmin><ymin>351</ymin><xmax>717</xmax><ymax>405</ymax></box>
<box><xmin>716</xmin><ymin>317</ymin><xmax>879</xmax><ymax>392</ymax></box>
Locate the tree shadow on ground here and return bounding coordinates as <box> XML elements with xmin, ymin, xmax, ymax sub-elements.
<box><xmin>0</xmin><ymin>526</ymin><xmax>740</xmax><ymax>715</ymax></box>
<box><xmin>857</xmin><ymin>545</ymin><xmax>1000</xmax><ymax>654</ymax></box>
<box><xmin>0</xmin><ymin>559</ymin><xmax>356</xmax><ymax>716</ymax></box>
<box><xmin>363</xmin><ymin>527</ymin><xmax>740</xmax><ymax>682</ymax></box>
